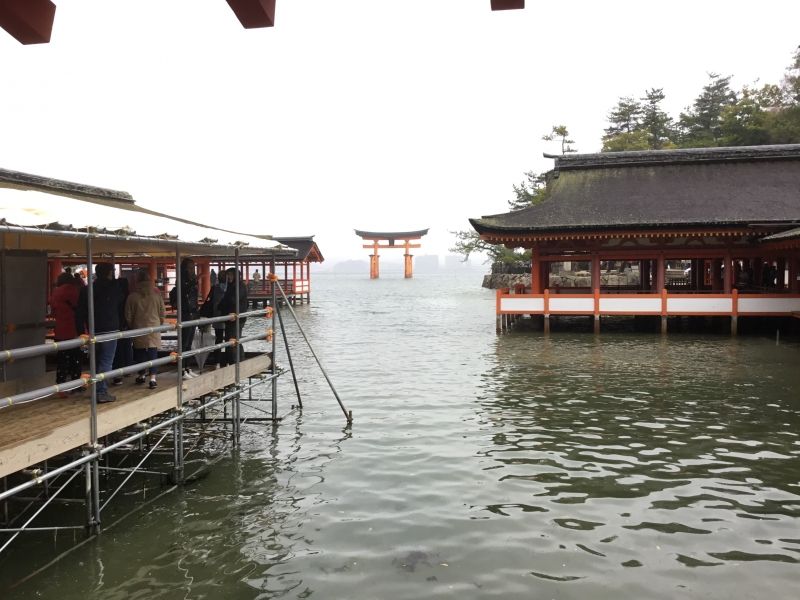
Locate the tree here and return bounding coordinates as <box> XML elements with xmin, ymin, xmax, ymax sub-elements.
<box><xmin>542</xmin><ymin>125</ymin><xmax>576</xmax><ymax>154</ymax></box>
<box><xmin>604</xmin><ymin>96</ymin><xmax>643</xmax><ymax>137</ymax></box>
<box><xmin>678</xmin><ymin>73</ymin><xmax>737</xmax><ymax>146</ymax></box>
<box><xmin>451</xmin><ymin>171</ymin><xmax>548</xmax><ymax>262</ymax></box>
<box><xmin>782</xmin><ymin>45</ymin><xmax>800</xmax><ymax>105</ymax></box>
<box><xmin>602</xmin><ymin>130</ymin><xmax>651</xmax><ymax>152</ymax></box>
<box><xmin>449</xmin><ymin>230</ymin><xmax>528</xmax><ymax>263</ymax></box>
<box><xmin>508</xmin><ymin>171</ymin><xmax>547</xmax><ymax>211</ymax></box>
<box><xmin>639</xmin><ymin>88</ymin><xmax>674</xmax><ymax>149</ymax></box>
<box><xmin>718</xmin><ymin>85</ymin><xmax>771</xmax><ymax>146</ymax></box>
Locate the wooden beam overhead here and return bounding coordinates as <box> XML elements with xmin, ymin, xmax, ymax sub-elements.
<box><xmin>0</xmin><ymin>0</ymin><xmax>56</xmax><ymax>45</ymax></box>
<box><xmin>225</xmin><ymin>0</ymin><xmax>276</xmax><ymax>29</ymax></box>
<box><xmin>491</xmin><ymin>0</ymin><xmax>525</xmax><ymax>10</ymax></box>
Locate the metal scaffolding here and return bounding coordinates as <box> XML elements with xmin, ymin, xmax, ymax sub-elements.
<box><xmin>0</xmin><ymin>228</ymin><xmax>350</xmax><ymax>570</ymax></box>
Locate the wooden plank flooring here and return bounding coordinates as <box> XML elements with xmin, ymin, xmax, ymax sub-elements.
<box><xmin>0</xmin><ymin>355</ymin><xmax>271</xmax><ymax>479</ymax></box>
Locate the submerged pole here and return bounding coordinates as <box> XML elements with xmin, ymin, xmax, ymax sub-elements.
<box><xmin>270</xmin><ymin>257</ymin><xmax>278</xmax><ymax>420</ymax></box>
<box><xmin>276</xmin><ymin>304</ymin><xmax>302</xmax><ymax>409</ymax></box>
<box><xmin>173</xmin><ymin>245</ymin><xmax>185</xmax><ymax>484</ymax></box>
<box><xmin>233</xmin><ymin>247</ymin><xmax>242</xmax><ymax>444</ymax></box>
<box><xmin>85</xmin><ymin>236</ymin><xmax>101</xmax><ymax>533</ymax></box>
<box><xmin>273</xmin><ymin>280</ymin><xmax>351</xmax><ymax>424</ymax></box>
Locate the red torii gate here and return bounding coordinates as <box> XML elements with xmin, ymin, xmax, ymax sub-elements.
<box><xmin>355</xmin><ymin>229</ymin><xmax>429</xmax><ymax>279</ymax></box>
<box><xmin>0</xmin><ymin>1</ymin><xmax>524</xmax><ymax>45</ymax></box>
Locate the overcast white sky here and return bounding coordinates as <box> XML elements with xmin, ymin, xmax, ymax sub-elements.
<box><xmin>2</xmin><ymin>0</ymin><xmax>798</xmax><ymax>263</ymax></box>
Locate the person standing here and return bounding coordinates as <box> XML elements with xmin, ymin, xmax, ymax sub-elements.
<box><xmin>125</xmin><ymin>269</ymin><xmax>166</xmax><ymax>389</ymax></box>
<box><xmin>219</xmin><ymin>268</ymin><xmax>249</xmax><ymax>367</ymax></box>
<box><xmin>112</xmin><ymin>275</ymin><xmax>132</xmax><ymax>386</ymax></box>
<box><xmin>200</xmin><ymin>275</ymin><xmax>227</xmax><ymax>368</ymax></box>
<box><xmin>50</xmin><ymin>272</ymin><xmax>81</xmax><ymax>396</ymax></box>
<box><xmin>76</xmin><ymin>263</ymin><xmax>123</xmax><ymax>403</ymax></box>
<box><xmin>170</xmin><ymin>258</ymin><xmax>199</xmax><ymax>378</ymax></box>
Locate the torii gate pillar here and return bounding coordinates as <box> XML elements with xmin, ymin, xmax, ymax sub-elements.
<box><xmin>355</xmin><ymin>229</ymin><xmax>429</xmax><ymax>280</ymax></box>
<box><xmin>370</xmin><ymin>241</ymin><xmax>380</xmax><ymax>279</ymax></box>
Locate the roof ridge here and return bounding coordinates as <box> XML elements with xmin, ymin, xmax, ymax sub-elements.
<box><xmin>546</xmin><ymin>144</ymin><xmax>800</xmax><ymax>171</ymax></box>
<box><xmin>0</xmin><ymin>168</ymin><xmax>134</xmax><ymax>203</ymax></box>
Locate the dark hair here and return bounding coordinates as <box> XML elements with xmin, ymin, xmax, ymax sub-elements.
<box><xmin>135</xmin><ymin>268</ymin><xmax>150</xmax><ymax>284</ymax></box>
<box><xmin>95</xmin><ymin>263</ymin><xmax>113</xmax><ymax>280</ymax></box>
<box><xmin>56</xmin><ymin>272</ymin><xmax>72</xmax><ymax>286</ymax></box>
<box><xmin>180</xmin><ymin>258</ymin><xmax>195</xmax><ymax>274</ymax></box>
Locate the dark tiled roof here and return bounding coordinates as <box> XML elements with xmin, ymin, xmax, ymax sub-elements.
<box><xmin>470</xmin><ymin>145</ymin><xmax>800</xmax><ymax>235</ymax></box>
<box><xmin>273</xmin><ymin>236</ymin><xmax>324</xmax><ymax>262</ymax></box>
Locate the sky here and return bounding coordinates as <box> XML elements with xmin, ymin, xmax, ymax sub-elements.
<box><xmin>2</xmin><ymin>0</ymin><xmax>799</xmax><ymax>264</ymax></box>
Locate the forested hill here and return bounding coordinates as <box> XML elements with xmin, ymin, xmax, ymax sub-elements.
<box><xmin>601</xmin><ymin>46</ymin><xmax>800</xmax><ymax>151</ymax></box>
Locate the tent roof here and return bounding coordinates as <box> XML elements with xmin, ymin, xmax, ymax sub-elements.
<box><xmin>0</xmin><ymin>168</ymin><xmax>286</xmax><ymax>257</ymax></box>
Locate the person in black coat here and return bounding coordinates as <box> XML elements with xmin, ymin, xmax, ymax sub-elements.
<box><xmin>170</xmin><ymin>258</ymin><xmax>199</xmax><ymax>376</ymax></box>
<box><xmin>76</xmin><ymin>263</ymin><xmax>123</xmax><ymax>402</ymax></box>
<box><xmin>218</xmin><ymin>268</ymin><xmax>249</xmax><ymax>367</ymax></box>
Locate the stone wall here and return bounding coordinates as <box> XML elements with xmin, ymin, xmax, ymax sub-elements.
<box><xmin>482</xmin><ymin>269</ymin><xmax>641</xmax><ymax>290</ymax></box>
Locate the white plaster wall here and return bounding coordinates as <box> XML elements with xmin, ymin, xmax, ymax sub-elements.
<box><xmin>500</xmin><ymin>297</ymin><xmax>544</xmax><ymax>313</ymax></box>
<box><xmin>549</xmin><ymin>297</ymin><xmax>594</xmax><ymax>312</ymax></box>
<box><xmin>667</xmin><ymin>297</ymin><xmax>732</xmax><ymax>314</ymax></box>
<box><xmin>600</xmin><ymin>297</ymin><xmax>661</xmax><ymax>313</ymax></box>
<box><xmin>738</xmin><ymin>297</ymin><xmax>800</xmax><ymax>314</ymax></box>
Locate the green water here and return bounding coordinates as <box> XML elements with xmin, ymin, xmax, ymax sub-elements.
<box><xmin>2</xmin><ymin>271</ymin><xmax>799</xmax><ymax>599</ymax></box>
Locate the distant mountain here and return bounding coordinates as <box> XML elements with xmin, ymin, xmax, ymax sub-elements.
<box><xmin>331</xmin><ymin>260</ymin><xmax>370</xmax><ymax>273</ymax></box>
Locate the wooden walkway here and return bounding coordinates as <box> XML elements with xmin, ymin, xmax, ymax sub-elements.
<box><xmin>0</xmin><ymin>355</ymin><xmax>270</xmax><ymax>480</ymax></box>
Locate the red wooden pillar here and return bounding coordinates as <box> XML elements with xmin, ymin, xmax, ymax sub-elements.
<box><xmin>656</xmin><ymin>254</ymin><xmax>666</xmax><ymax>291</ymax></box>
<box><xmin>788</xmin><ymin>256</ymin><xmax>799</xmax><ymax>293</ymax></box>
<box><xmin>776</xmin><ymin>258</ymin><xmax>786</xmax><ymax>290</ymax></box>
<box><xmin>306</xmin><ymin>260</ymin><xmax>311</xmax><ymax>302</ymax></box>
<box><xmin>49</xmin><ymin>258</ymin><xmax>62</xmax><ymax>283</ymax></box>
<box><xmin>198</xmin><ymin>260</ymin><xmax>211</xmax><ymax>300</ymax></box>
<box><xmin>640</xmin><ymin>260</ymin><xmax>649</xmax><ymax>290</ymax></box>
<box><xmin>711</xmin><ymin>259</ymin><xmax>722</xmax><ymax>291</ymax></box>
<box><xmin>591</xmin><ymin>254</ymin><xmax>601</xmax><ymax>290</ymax></box>
<box><xmin>370</xmin><ymin>241</ymin><xmax>380</xmax><ymax>279</ymax></box>
<box><xmin>753</xmin><ymin>257</ymin><xmax>763</xmax><ymax>289</ymax></box>
<box><xmin>148</xmin><ymin>260</ymin><xmax>158</xmax><ymax>289</ymax></box>
<box><xmin>531</xmin><ymin>246</ymin><xmax>542</xmax><ymax>293</ymax></box>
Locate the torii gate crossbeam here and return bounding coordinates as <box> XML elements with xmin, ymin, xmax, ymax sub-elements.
<box><xmin>354</xmin><ymin>229</ymin><xmax>429</xmax><ymax>279</ymax></box>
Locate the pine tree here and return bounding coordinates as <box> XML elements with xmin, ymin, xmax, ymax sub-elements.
<box><xmin>639</xmin><ymin>88</ymin><xmax>673</xmax><ymax>149</ymax></box>
<box><xmin>678</xmin><ymin>73</ymin><xmax>737</xmax><ymax>146</ymax></box>
<box><xmin>782</xmin><ymin>45</ymin><xmax>800</xmax><ymax>105</ymax></box>
<box><xmin>542</xmin><ymin>125</ymin><xmax>577</xmax><ymax>154</ymax></box>
<box><xmin>508</xmin><ymin>171</ymin><xmax>547</xmax><ymax>211</ymax></box>
<box><xmin>604</xmin><ymin>96</ymin><xmax>643</xmax><ymax>137</ymax></box>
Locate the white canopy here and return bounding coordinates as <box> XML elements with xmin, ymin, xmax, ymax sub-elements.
<box><xmin>0</xmin><ymin>181</ymin><xmax>287</xmax><ymax>257</ymax></box>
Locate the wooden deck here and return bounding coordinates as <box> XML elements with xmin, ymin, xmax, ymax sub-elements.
<box><xmin>0</xmin><ymin>355</ymin><xmax>270</xmax><ymax>480</ymax></box>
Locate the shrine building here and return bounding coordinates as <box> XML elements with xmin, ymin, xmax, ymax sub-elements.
<box><xmin>469</xmin><ymin>144</ymin><xmax>800</xmax><ymax>334</ymax></box>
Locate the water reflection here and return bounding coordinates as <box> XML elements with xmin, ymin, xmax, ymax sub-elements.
<box><xmin>476</xmin><ymin>332</ymin><xmax>800</xmax><ymax>585</ymax></box>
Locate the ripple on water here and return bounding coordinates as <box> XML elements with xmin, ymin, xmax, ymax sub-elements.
<box><xmin>4</xmin><ymin>274</ymin><xmax>800</xmax><ymax>600</ymax></box>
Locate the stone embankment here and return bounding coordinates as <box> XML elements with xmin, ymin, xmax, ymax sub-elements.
<box><xmin>482</xmin><ymin>273</ymin><xmax>531</xmax><ymax>289</ymax></box>
<box><xmin>482</xmin><ymin>271</ymin><xmax>642</xmax><ymax>290</ymax></box>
